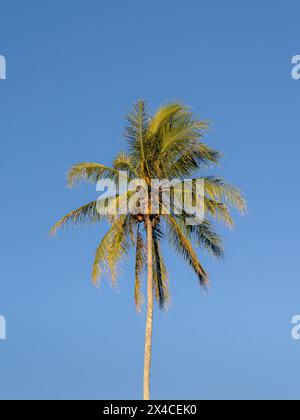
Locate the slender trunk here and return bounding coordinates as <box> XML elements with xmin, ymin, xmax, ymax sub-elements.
<box><xmin>143</xmin><ymin>215</ymin><xmax>153</xmax><ymax>400</ymax></box>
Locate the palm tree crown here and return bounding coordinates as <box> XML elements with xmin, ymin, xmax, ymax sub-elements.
<box><xmin>50</xmin><ymin>100</ymin><xmax>246</xmax><ymax>399</ymax></box>
<box><xmin>51</xmin><ymin>100</ymin><xmax>245</xmax><ymax>308</ymax></box>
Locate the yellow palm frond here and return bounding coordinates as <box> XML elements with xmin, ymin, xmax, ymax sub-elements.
<box><xmin>149</xmin><ymin>102</ymin><xmax>186</xmax><ymax>135</ymax></box>
<box><xmin>50</xmin><ymin>201</ymin><xmax>101</xmax><ymax>236</ymax></box>
<box><xmin>67</xmin><ymin>162</ymin><xmax>118</xmax><ymax>188</ymax></box>
<box><xmin>92</xmin><ymin>215</ymin><xmax>131</xmax><ymax>285</ymax></box>
<box><xmin>203</xmin><ymin>177</ymin><xmax>247</xmax><ymax>215</ymax></box>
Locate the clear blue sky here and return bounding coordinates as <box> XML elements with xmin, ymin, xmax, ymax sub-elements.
<box><xmin>0</xmin><ymin>0</ymin><xmax>300</xmax><ymax>400</ymax></box>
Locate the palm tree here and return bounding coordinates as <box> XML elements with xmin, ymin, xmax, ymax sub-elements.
<box><xmin>50</xmin><ymin>100</ymin><xmax>246</xmax><ymax>400</ymax></box>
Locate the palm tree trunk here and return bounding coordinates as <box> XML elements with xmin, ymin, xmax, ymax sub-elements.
<box><xmin>143</xmin><ymin>215</ymin><xmax>153</xmax><ymax>400</ymax></box>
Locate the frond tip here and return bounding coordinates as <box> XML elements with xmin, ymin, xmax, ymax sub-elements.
<box><xmin>50</xmin><ymin>201</ymin><xmax>101</xmax><ymax>236</ymax></box>
<box><xmin>204</xmin><ymin>177</ymin><xmax>247</xmax><ymax>215</ymax></box>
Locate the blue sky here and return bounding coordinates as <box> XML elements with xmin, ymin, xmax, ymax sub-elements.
<box><xmin>0</xmin><ymin>0</ymin><xmax>300</xmax><ymax>400</ymax></box>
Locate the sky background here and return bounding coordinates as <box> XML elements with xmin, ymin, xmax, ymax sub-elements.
<box><xmin>0</xmin><ymin>0</ymin><xmax>300</xmax><ymax>400</ymax></box>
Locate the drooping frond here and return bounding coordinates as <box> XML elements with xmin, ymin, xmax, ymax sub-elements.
<box><xmin>134</xmin><ymin>227</ymin><xmax>146</xmax><ymax>312</ymax></box>
<box><xmin>67</xmin><ymin>162</ymin><xmax>118</xmax><ymax>187</ymax></box>
<box><xmin>92</xmin><ymin>215</ymin><xmax>132</xmax><ymax>285</ymax></box>
<box><xmin>183</xmin><ymin>218</ymin><xmax>224</xmax><ymax>259</ymax></box>
<box><xmin>204</xmin><ymin>197</ymin><xmax>234</xmax><ymax>227</ymax></box>
<box><xmin>152</xmin><ymin>225</ymin><xmax>169</xmax><ymax>310</ymax></box>
<box><xmin>50</xmin><ymin>201</ymin><xmax>101</xmax><ymax>236</ymax></box>
<box><xmin>107</xmin><ymin>216</ymin><xmax>132</xmax><ymax>282</ymax></box>
<box><xmin>165</xmin><ymin>215</ymin><xmax>209</xmax><ymax>287</ymax></box>
<box><xmin>203</xmin><ymin>177</ymin><xmax>247</xmax><ymax>215</ymax></box>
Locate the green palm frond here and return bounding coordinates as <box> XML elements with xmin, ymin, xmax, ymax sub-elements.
<box><xmin>134</xmin><ymin>227</ymin><xmax>146</xmax><ymax>312</ymax></box>
<box><xmin>67</xmin><ymin>162</ymin><xmax>118</xmax><ymax>187</ymax></box>
<box><xmin>125</xmin><ymin>100</ymin><xmax>150</xmax><ymax>175</ymax></box>
<box><xmin>168</xmin><ymin>177</ymin><xmax>245</xmax><ymax>227</ymax></box>
<box><xmin>165</xmin><ymin>215</ymin><xmax>209</xmax><ymax>288</ymax></box>
<box><xmin>184</xmin><ymin>219</ymin><xmax>224</xmax><ymax>259</ymax></box>
<box><xmin>166</xmin><ymin>143</ymin><xmax>221</xmax><ymax>178</ymax></box>
<box><xmin>50</xmin><ymin>201</ymin><xmax>101</xmax><ymax>236</ymax></box>
<box><xmin>160</xmin><ymin>116</ymin><xmax>208</xmax><ymax>156</ymax></box>
<box><xmin>204</xmin><ymin>197</ymin><xmax>234</xmax><ymax>227</ymax></box>
<box><xmin>152</xmin><ymin>225</ymin><xmax>169</xmax><ymax>310</ymax></box>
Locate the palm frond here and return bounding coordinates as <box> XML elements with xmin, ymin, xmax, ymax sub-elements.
<box><xmin>204</xmin><ymin>197</ymin><xmax>234</xmax><ymax>227</ymax></box>
<box><xmin>166</xmin><ymin>143</ymin><xmax>221</xmax><ymax>178</ymax></box>
<box><xmin>149</xmin><ymin>102</ymin><xmax>187</xmax><ymax>136</ymax></box>
<box><xmin>67</xmin><ymin>162</ymin><xmax>118</xmax><ymax>187</ymax></box>
<box><xmin>152</xmin><ymin>225</ymin><xmax>169</xmax><ymax>310</ymax></box>
<box><xmin>134</xmin><ymin>227</ymin><xmax>146</xmax><ymax>312</ymax></box>
<box><xmin>160</xmin><ymin>116</ymin><xmax>208</xmax><ymax>156</ymax></box>
<box><xmin>184</xmin><ymin>219</ymin><xmax>224</xmax><ymax>259</ymax></box>
<box><xmin>125</xmin><ymin>100</ymin><xmax>150</xmax><ymax>175</ymax></box>
<box><xmin>165</xmin><ymin>215</ymin><xmax>209</xmax><ymax>287</ymax></box>
<box><xmin>92</xmin><ymin>215</ymin><xmax>131</xmax><ymax>285</ymax></box>
<box><xmin>50</xmin><ymin>201</ymin><xmax>101</xmax><ymax>236</ymax></box>
<box><xmin>203</xmin><ymin>177</ymin><xmax>247</xmax><ymax>215</ymax></box>
<box><xmin>169</xmin><ymin>178</ymin><xmax>245</xmax><ymax>227</ymax></box>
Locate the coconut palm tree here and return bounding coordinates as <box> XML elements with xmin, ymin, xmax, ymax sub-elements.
<box><xmin>50</xmin><ymin>100</ymin><xmax>246</xmax><ymax>400</ymax></box>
